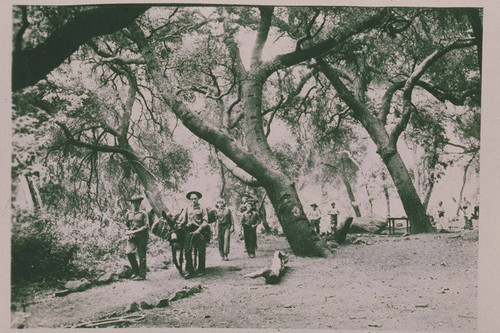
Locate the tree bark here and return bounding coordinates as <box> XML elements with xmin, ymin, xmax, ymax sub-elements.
<box><xmin>242</xmin><ymin>73</ymin><xmax>324</xmax><ymax>256</ymax></box>
<box><xmin>264</xmin><ymin>177</ymin><xmax>324</xmax><ymax>256</ymax></box>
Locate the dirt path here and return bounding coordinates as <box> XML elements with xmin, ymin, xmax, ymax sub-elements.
<box><xmin>12</xmin><ymin>231</ymin><xmax>478</xmax><ymax>331</ymax></box>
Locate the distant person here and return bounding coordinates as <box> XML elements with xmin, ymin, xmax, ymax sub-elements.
<box><xmin>434</xmin><ymin>201</ymin><xmax>447</xmax><ymax>232</ymax></box>
<box><xmin>178</xmin><ymin>190</ymin><xmax>210</xmax><ymax>278</ymax></box>
<box><xmin>327</xmin><ymin>202</ymin><xmax>339</xmax><ymax>233</ymax></box>
<box><xmin>461</xmin><ymin>201</ymin><xmax>474</xmax><ymax>230</ymax></box>
<box><xmin>240</xmin><ymin>199</ymin><xmax>260</xmax><ymax>258</ymax></box>
<box><xmin>237</xmin><ymin>195</ymin><xmax>251</xmax><ymax>240</ymax></box>
<box><xmin>125</xmin><ymin>195</ymin><xmax>149</xmax><ymax>280</ymax></box>
<box><xmin>308</xmin><ymin>203</ymin><xmax>321</xmax><ymax>234</ymax></box>
<box><xmin>214</xmin><ymin>198</ymin><xmax>234</xmax><ymax>261</ymax></box>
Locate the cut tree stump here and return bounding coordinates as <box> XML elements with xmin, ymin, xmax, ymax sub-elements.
<box><xmin>244</xmin><ymin>251</ymin><xmax>288</xmax><ymax>284</ymax></box>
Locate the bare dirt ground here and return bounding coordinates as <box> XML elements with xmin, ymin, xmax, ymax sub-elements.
<box><xmin>11</xmin><ymin>230</ymin><xmax>478</xmax><ymax>331</ymax></box>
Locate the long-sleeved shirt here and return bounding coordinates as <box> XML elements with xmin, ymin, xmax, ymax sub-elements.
<box><xmin>178</xmin><ymin>204</ymin><xmax>208</xmax><ymax>228</ymax></box>
<box><xmin>215</xmin><ymin>207</ymin><xmax>233</xmax><ymax>227</ymax></box>
<box><xmin>308</xmin><ymin>209</ymin><xmax>322</xmax><ymax>221</ymax></box>
<box><xmin>126</xmin><ymin>209</ymin><xmax>148</xmax><ymax>236</ymax></box>
<box><xmin>240</xmin><ymin>209</ymin><xmax>260</xmax><ymax>227</ymax></box>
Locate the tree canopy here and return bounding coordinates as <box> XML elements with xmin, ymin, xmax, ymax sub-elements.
<box><xmin>12</xmin><ymin>5</ymin><xmax>481</xmax><ymax>256</ymax></box>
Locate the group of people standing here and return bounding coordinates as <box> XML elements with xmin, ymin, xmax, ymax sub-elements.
<box><xmin>433</xmin><ymin>200</ymin><xmax>479</xmax><ymax>232</ymax></box>
<box><xmin>123</xmin><ymin>191</ymin><xmax>262</xmax><ymax>280</ymax></box>
<box><xmin>307</xmin><ymin>201</ymin><xmax>340</xmax><ymax>235</ymax></box>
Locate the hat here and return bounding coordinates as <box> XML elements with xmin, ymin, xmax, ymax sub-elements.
<box><xmin>129</xmin><ymin>195</ymin><xmax>144</xmax><ymax>202</ymax></box>
<box><xmin>186</xmin><ymin>191</ymin><xmax>202</xmax><ymax>199</ymax></box>
<box><xmin>310</xmin><ymin>203</ymin><xmax>318</xmax><ymax>207</ymax></box>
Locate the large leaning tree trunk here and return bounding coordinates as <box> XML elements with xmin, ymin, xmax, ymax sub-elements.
<box><xmin>317</xmin><ymin>38</ymin><xmax>476</xmax><ymax>233</ymax></box>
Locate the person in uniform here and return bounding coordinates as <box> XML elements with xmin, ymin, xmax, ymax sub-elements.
<box><xmin>308</xmin><ymin>203</ymin><xmax>321</xmax><ymax>234</ymax></box>
<box><xmin>240</xmin><ymin>199</ymin><xmax>260</xmax><ymax>258</ymax></box>
<box><xmin>237</xmin><ymin>195</ymin><xmax>251</xmax><ymax>240</ymax></box>
<box><xmin>178</xmin><ymin>190</ymin><xmax>210</xmax><ymax>278</ymax></box>
<box><xmin>215</xmin><ymin>198</ymin><xmax>234</xmax><ymax>261</ymax></box>
<box><xmin>327</xmin><ymin>202</ymin><xmax>339</xmax><ymax>234</ymax></box>
<box><xmin>125</xmin><ymin>195</ymin><xmax>149</xmax><ymax>280</ymax></box>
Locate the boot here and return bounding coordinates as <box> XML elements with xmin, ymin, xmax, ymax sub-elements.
<box><xmin>138</xmin><ymin>256</ymin><xmax>147</xmax><ymax>279</ymax></box>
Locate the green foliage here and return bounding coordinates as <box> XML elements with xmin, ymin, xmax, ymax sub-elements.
<box><xmin>11</xmin><ymin>211</ymin><xmax>79</xmax><ymax>283</ymax></box>
<box><xmin>272</xmin><ymin>142</ymin><xmax>304</xmax><ymax>180</ymax></box>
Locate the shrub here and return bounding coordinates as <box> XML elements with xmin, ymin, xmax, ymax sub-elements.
<box><xmin>11</xmin><ymin>211</ymin><xmax>79</xmax><ymax>284</ymax></box>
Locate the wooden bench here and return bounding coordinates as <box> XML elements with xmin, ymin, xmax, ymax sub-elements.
<box><xmin>387</xmin><ymin>217</ymin><xmax>410</xmax><ymax>235</ymax></box>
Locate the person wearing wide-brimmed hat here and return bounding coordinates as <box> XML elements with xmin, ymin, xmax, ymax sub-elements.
<box><xmin>307</xmin><ymin>203</ymin><xmax>321</xmax><ymax>234</ymax></box>
<box><xmin>178</xmin><ymin>190</ymin><xmax>210</xmax><ymax>278</ymax></box>
<box><xmin>237</xmin><ymin>194</ymin><xmax>256</xmax><ymax>240</ymax></box>
<box><xmin>240</xmin><ymin>198</ymin><xmax>260</xmax><ymax>258</ymax></box>
<box><xmin>214</xmin><ymin>198</ymin><xmax>234</xmax><ymax>261</ymax></box>
<box><xmin>125</xmin><ymin>195</ymin><xmax>149</xmax><ymax>280</ymax></box>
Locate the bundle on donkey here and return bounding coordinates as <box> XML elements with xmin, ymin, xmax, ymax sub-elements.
<box><xmin>148</xmin><ymin>210</ymin><xmax>186</xmax><ymax>276</ymax></box>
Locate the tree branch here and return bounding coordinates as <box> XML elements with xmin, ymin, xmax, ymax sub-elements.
<box><xmin>379</xmin><ymin>79</ymin><xmax>478</xmax><ymax>125</ymax></box>
<box><xmin>390</xmin><ymin>40</ymin><xmax>476</xmax><ymax>145</ymax></box>
<box><xmin>13</xmin><ymin>5</ymin><xmax>150</xmax><ymax>91</ymax></box>
<box><xmin>260</xmin><ymin>8</ymin><xmax>390</xmax><ymax>78</ymax></box>
<box><xmin>55</xmin><ymin>121</ymin><xmax>136</xmax><ymax>158</ymax></box>
<box><xmin>216</xmin><ymin>152</ymin><xmax>262</xmax><ymax>187</ymax></box>
<box><xmin>251</xmin><ymin>7</ymin><xmax>274</xmax><ymax>67</ymax></box>
<box><xmin>128</xmin><ymin>22</ymin><xmax>271</xmax><ymax>181</ymax></box>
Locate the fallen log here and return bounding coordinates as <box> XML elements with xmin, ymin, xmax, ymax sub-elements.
<box><xmin>244</xmin><ymin>251</ymin><xmax>288</xmax><ymax>284</ymax></box>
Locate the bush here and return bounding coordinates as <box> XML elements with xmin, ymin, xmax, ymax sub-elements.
<box><xmin>11</xmin><ymin>212</ymin><xmax>79</xmax><ymax>284</ymax></box>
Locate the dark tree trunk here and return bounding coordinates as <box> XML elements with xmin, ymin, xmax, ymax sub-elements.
<box><xmin>383</xmin><ymin>152</ymin><xmax>432</xmax><ymax>233</ymax></box>
<box><xmin>382</xmin><ymin>173</ymin><xmax>391</xmax><ymax>217</ymax></box>
<box><xmin>423</xmin><ymin>180</ymin><xmax>435</xmax><ymax>211</ymax></box>
<box><xmin>24</xmin><ymin>175</ymin><xmax>42</xmax><ymax>211</ymax></box>
<box><xmin>242</xmin><ymin>75</ymin><xmax>324</xmax><ymax>256</ymax></box>
<box><xmin>264</xmin><ymin>178</ymin><xmax>324</xmax><ymax>257</ymax></box>
<box><xmin>340</xmin><ymin>170</ymin><xmax>361</xmax><ymax>217</ymax></box>
<box><xmin>256</xmin><ymin>194</ymin><xmax>272</xmax><ymax>234</ymax></box>
<box><xmin>124</xmin><ymin>150</ymin><xmax>171</xmax><ymax>217</ymax></box>
<box><xmin>365</xmin><ymin>184</ymin><xmax>374</xmax><ymax>215</ymax></box>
